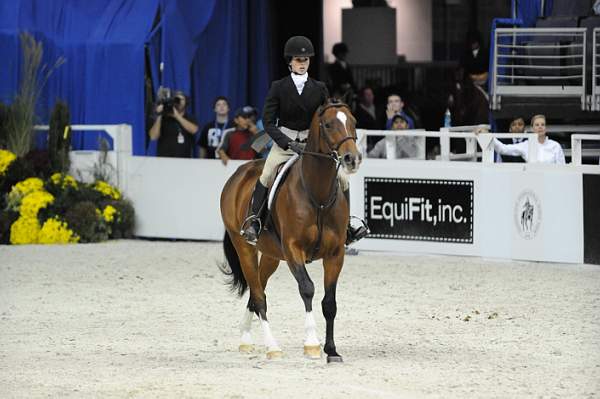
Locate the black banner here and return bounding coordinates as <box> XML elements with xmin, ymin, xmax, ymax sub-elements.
<box><xmin>583</xmin><ymin>174</ymin><xmax>600</xmax><ymax>265</ymax></box>
<box><xmin>364</xmin><ymin>177</ymin><xmax>474</xmax><ymax>243</ymax></box>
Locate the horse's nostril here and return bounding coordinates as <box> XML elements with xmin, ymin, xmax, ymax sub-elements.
<box><xmin>343</xmin><ymin>153</ymin><xmax>353</xmax><ymax>164</ymax></box>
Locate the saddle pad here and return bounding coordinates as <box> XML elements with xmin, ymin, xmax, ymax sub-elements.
<box><xmin>268</xmin><ymin>153</ymin><xmax>299</xmax><ymax>210</ymax></box>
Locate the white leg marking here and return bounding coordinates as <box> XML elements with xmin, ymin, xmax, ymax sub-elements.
<box><xmin>239</xmin><ymin>308</ymin><xmax>254</xmax><ymax>346</ymax></box>
<box><xmin>304</xmin><ymin>311</ymin><xmax>320</xmax><ymax>346</ymax></box>
<box><xmin>259</xmin><ymin>316</ymin><xmax>281</xmax><ymax>352</ymax></box>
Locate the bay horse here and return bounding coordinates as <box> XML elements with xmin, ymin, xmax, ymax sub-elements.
<box><xmin>219</xmin><ymin>100</ymin><xmax>362</xmax><ymax>363</ymax></box>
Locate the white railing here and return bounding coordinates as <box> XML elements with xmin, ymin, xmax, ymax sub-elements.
<box><xmin>593</xmin><ymin>28</ymin><xmax>600</xmax><ymax>111</ymax></box>
<box><xmin>358</xmin><ymin>126</ymin><xmax>545</xmax><ymax>164</ymax></box>
<box><xmin>491</xmin><ymin>27</ymin><xmax>587</xmax><ymax>110</ymax></box>
<box><xmin>33</xmin><ymin>124</ymin><xmax>132</xmax><ymax>189</ymax></box>
<box><xmin>571</xmin><ymin>134</ymin><xmax>600</xmax><ymax>166</ymax></box>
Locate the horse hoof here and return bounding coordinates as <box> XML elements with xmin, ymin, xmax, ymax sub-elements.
<box><xmin>303</xmin><ymin>345</ymin><xmax>322</xmax><ymax>359</ymax></box>
<box><xmin>327</xmin><ymin>355</ymin><xmax>343</xmax><ymax>364</ymax></box>
<box><xmin>266</xmin><ymin>350</ymin><xmax>283</xmax><ymax>360</ymax></box>
<box><xmin>239</xmin><ymin>344</ymin><xmax>254</xmax><ymax>353</ymax></box>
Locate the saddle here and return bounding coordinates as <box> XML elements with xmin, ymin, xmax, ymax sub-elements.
<box><xmin>258</xmin><ymin>154</ymin><xmax>300</xmax><ymax>234</ymax></box>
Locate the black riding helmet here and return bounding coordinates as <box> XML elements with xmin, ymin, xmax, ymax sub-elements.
<box><xmin>284</xmin><ymin>36</ymin><xmax>315</xmax><ymax>60</ymax></box>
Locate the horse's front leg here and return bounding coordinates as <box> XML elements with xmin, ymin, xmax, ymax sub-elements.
<box><xmin>322</xmin><ymin>252</ymin><xmax>344</xmax><ymax>363</ymax></box>
<box><xmin>286</xmin><ymin>255</ymin><xmax>322</xmax><ymax>359</ymax></box>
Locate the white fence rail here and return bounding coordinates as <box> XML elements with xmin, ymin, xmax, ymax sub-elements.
<box><xmin>33</xmin><ymin>124</ymin><xmax>132</xmax><ymax>188</ymax></box>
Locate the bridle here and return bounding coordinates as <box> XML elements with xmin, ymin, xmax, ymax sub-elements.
<box><xmin>301</xmin><ymin>102</ymin><xmax>357</xmax><ymax>165</ymax></box>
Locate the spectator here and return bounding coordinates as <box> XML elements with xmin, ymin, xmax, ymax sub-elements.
<box><xmin>217</xmin><ymin>107</ymin><xmax>259</xmax><ymax>165</ymax></box>
<box><xmin>149</xmin><ymin>91</ymin><xmax>199</xmax><ymax>158</ymax></box>
<box><xmin>368</xmin><ymin>114</ymin><xmax>420</xmax><ymax>159</ymax></box>
<box><xmin>355</xmin><ymin>87</ymin><xmax>381</xmax><ymax>130</ymax></box>
<box><xmin>460</xmin><ymin>30</ymin><xmax>489</xmax><ymax>87</ymax></box>
<box><xmin>327</xmin><ymin>42</ymin><xmax>356</xmax><ymax>105</ymax></box>
<box><xmin>485</xmin><ymin>114</ymin><xmax>566</xmax><ymax>164</ymax></box>
<box><xmin>384</xmin><ymin>94</ymin><xmax>415</xmax><ymax>130</ymax></box>
<box><xmin>198</xmin><ymin>96</ymin><xmax>231</xmax><ymax>159</ymax></box>
<box><xmin>498</xmin><ymin>116</ymin><xmax>526</xmax><ymax>163</ymax></box>
<box><xmin>355</xmin><ymin>87</ymin><xmax>384</xmax><ymax>152</ymax></box>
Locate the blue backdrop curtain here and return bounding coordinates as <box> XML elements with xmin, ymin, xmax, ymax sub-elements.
<box><xmin>0</xmin><ymin>0</ymin><xmax>273</xmax><ymax>156</ymax></box>
<box><xmin>191</xmin><ymin>0</ymin><xmax>272</xmax><ymax>126</ymax></box>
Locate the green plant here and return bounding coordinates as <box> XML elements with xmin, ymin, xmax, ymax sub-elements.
<box><xmin>92</xmin><ymin>137</ymin><xmax>116</xmax><ymax>183</ymax></box>
<box><xmin>0</xmin><ymin>102</ymin><xmax>8</xmax><ymax>148</ymax></box>
<box><xmin>63</xmin><ymin>201</ymin><xmax>108</xmax><ymax>243</ymax></box>
<box><xmin>48</xmin><ymin>101</ymin><xmax>71</xmax><ymax>173</ymax></box>
<box><xmin>107</xmin><ymin>199</ymin><xmax>135</xmax><ymax>238</ymax></box>
<box><xmin>6</xmin><ymin>32</ymin><xmax>65</xmax><ymax>157</ymax></box>
<box><xmin>0</xmin><ymin>210</ymin><xmax>18</xmax><ymax>244</ymax></box>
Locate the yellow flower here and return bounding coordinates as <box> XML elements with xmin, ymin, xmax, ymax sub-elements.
<box><xmin>38</xmin><ymin>218</ymin><xmax>79</xmax><ymax>244</ymax></box>
<box><xmin>102</xmin><ymin>205</ymin><xmax>117</xmax><ymax>223</ymax></box>
<box><xmin>7</xmin><ymin>178</ymin><xmax>49</xmax><ymax>213</ymax></box>
<box><xmin>19</xmin><ymin>191</ymin><xmax>54</xmax><ymax>218</ymax></box>
<box><xmin>93</xmin><ymin>180</ymin><xmax>121</xmax><ymax>200</ymax></box>
<box><xmin>50</xmin><ymin>172</ymin><xmax>78</xmax><ymax>189</ymax></box>
<box><xmin>0</xmin><ymin>149</ymin><xmax>17</xmax><ymax>175</ymax></box>
<box><xmin>10</xmin><ymin>216</ymin><xmax>41</xmax><ymax>245</ymax></box>
<box><xmin>11</xmin><ymin>177</ymin><xmax>44</xmax><ymax>197</ymax></box>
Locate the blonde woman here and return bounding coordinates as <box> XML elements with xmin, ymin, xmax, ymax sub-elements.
<box><xmin>490</xmin><ymin>114</ymin><xmax>566</xmax><ymax>164</ymax></box>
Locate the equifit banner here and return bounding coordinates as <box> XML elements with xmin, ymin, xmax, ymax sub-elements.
<box><xmin>364</xmin><ymin>177</ymin><xmax>474</xmax><ymax>243</ymax></box>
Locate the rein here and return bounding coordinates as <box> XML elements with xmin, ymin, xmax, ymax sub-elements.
<box><xmin>296</xmin><ymin>103</ymin><xmax>356</xmax><ymax>263</ymax></box>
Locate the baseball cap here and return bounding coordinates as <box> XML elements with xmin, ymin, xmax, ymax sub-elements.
<box><xmin>234</xmin><ymin>105</ymin><xmax>257</xmax><ymax>119</ymax></box>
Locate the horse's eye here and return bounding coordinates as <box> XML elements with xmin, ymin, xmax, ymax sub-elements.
<box><xmin>324</xmin><ymin>123</ymin><xmax>331</xmax><ymax>129</ymax></box>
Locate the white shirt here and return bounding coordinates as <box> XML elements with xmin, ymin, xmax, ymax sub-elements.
<box><xmin>291</xmin><ymin>72</ymin><xmax>308</xmax><ymax>95</ymax></box>
<box><xmin>493</xmin><ymin>137</ymin><xmax>566</xmax><ymax>164</ymax></box>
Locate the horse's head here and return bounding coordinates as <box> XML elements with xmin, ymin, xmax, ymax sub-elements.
<box><xmin>308</xmin><ymin>100</ymin><xmax>362</xmax><ymax>174</ymax></box>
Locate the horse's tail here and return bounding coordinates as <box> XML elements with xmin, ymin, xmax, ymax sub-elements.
<box><xmin>220</xmin><ymin>231</ymin><xmax>248</xmax><ymax>297</ymax></box>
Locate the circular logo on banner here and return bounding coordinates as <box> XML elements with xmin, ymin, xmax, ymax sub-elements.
<box><xmin>514</xmin><ymin>190</ymin><xmax>542</xmax><ymax>240</ymax></box>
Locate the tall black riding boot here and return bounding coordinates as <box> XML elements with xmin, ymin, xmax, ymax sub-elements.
<box><xmin>241</xmin><ymin>180</ymin><xmax>268</xmax><ymax>245</ymax></box>
<box><xmin>343</xmin><ymin>188</ymin><xmax>369</xmax><ymax>246</ymax></box>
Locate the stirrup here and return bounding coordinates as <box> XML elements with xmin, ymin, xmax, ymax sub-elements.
<box><xmin>346</xmin><ymin>216</ymin><xmax>370</xmax><ymax>246</ymax></box>
<box><xmin>240</xmin><ymin>215</ymin><xmax>262</xmax><ymax>245</ymax></box>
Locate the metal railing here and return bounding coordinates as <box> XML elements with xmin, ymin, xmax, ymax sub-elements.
<box><xmin>491</xmin><ymin>27</ymin><xmax>587</xmax><ymax>110</ymax></box>
<box><xmin>358</xmin><ymin>125</ymin><xmax>547</xmax><ymax>164</ymax></box>
<box><xmin>593</xmin><ymin>28</ymin><xmax>600</xmax><ymax>111</ymax></box>
<box><xmin>570</xmin><ymin>134</ymin><xmax>600</xmax><ymax>165</ymax></box>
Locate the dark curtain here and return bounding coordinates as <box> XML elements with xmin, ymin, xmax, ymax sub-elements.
<box><xmin>190</xmin><ymin>0</ymin><xmax>272</xmax><ymax>130</ymax></box>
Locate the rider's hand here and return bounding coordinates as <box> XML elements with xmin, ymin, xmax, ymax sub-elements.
<box><xmin>156</xmin><ymin>104</ymin><xmax>164</xmax><ymax>115</ymax></box>
<box><xmin>288</xmin><ymin>141</ymin><xmax>305</xmax><ymax>155</ymax></box>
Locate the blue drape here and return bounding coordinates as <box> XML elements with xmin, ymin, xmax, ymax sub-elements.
<box><xmin>191</xmin><ymin>0</ymin><xmax>272</xmax><ymax>128</ymax></box>
<box><xmin>0</xmin><ymin>0</ymin><xmax>159</xmax><ymax>155</ymax></box>
<box><xmin>1</xmin><ymin>0</ymin><xmax>272</xmax><ymax>156</ymax></box>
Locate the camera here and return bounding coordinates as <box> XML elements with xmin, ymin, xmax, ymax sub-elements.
<box><xmin>157</xmin><ymin>87</ymin><xmax>182</xmax><ymax>115</ymax></box>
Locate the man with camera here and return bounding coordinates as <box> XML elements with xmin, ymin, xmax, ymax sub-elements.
<box><xmin>149</xmin><ymin>90</ymin><xmax>199</xmax><ymax>158</ymax></box>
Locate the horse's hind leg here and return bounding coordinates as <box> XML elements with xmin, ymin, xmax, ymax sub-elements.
<box><xmin>239</xmin><ymin>254</ymin><xmax>280</xmax><ymax>354</ymax></box>
<box><xmin>286</xmin><ymin>259</ymin><xmax>322</xmax><ymax>359</ymax></box>
<box><xmin>229</xmin><ymin>234</ymin><xmax>282</xmax><ymax>358</ymax></box>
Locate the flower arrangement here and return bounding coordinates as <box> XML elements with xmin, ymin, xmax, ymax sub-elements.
<box><xmin>0</xmin><ymin>149</ymin><xmax>135</xmax><ymax>245</ymax></box>
<box><xmin>0</xmin><ymin>149</ymin><xmax>16</xmax><ymax>176</ymax></box>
